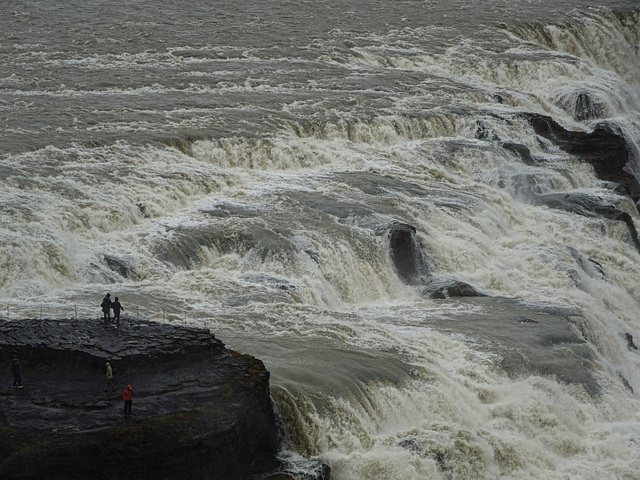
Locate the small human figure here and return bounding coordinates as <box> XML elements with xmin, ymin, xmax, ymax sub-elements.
<box><xmin>11</xmin><ymin>354</ymin><xmax>23</xmax><ymax>389</ymax></box>
<box><xmin>111</xmin><ymin>297</ymin><xmax>124</xmax><ymax>328</ymax></box>
<box><xmin>123</xmin><ymin>384</ymin><xmax>134</xmax><ymax>418</ymax></box>
<box><xmin>101</xmin><ymin>293</ymin><xmax>112</xmax><ymax>325</ymax></box>
<box><xmin>104</xmin><ymin>361</ymin><xmax>116</xmax><ymax>392</ymax></box>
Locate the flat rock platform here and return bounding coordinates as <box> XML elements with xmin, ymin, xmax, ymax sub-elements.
<box><xmin>0</xmin><ymin>318</ymin><xmax>279</xmax><ymax>480</ymax></box>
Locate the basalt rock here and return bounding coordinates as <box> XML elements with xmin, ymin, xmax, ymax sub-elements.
<box><xmin>422</xmin><ymin>278</ymin><xmax>487</xmax><ymax>299</ymax></box>
<box><xmin>0</xmin><ymin>318</ymin><xmax>279</xmax><ymax>480</ymax></box>
<box><xmin>531</xmin><ymin>192</ymin><xmax>640</xmax><ymax>253</ymax></box>
<box><xmin>520</xmin><ymin>113</ymin><xmax>640</xmax><ymax>251</ymax></box>
<box><xmin>523</xmin><ymin>112</ymin><xmax>640</xmax><ymax>203</ymax></box>
<box><xmin>502</xmin><ymin>141</ymin><xmax>537</xmax><ymax>166</ymax></box>
<box><xmin>619</xmin><ymin>372</ymin><xmax>634</xmax><ymax>393</ymax></box>
<box><xmin>387</xmin><ymin>221</ymin><xmax>430</xmax><ymax>284</ymax></box>
<box><xmin>555</xmin><ymin>90</ymin><xmax>606</xmax><ymax>121</ymax></box>
<box><xmin>625</xmin><ymin>333</ymin><xmax>638</xmax><ymax>350</ymax></box>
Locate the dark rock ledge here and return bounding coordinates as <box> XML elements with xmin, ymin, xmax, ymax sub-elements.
<box><xmin>0</xmin><ymin>318</ymin><xmax>280</xmax><ymax>480</ymax></box>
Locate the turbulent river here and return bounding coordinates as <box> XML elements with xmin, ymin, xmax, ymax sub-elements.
<box><xmin>2</xmin><ymin>0</ymin><xmax>640</xmax><ymax>478</ymax></box>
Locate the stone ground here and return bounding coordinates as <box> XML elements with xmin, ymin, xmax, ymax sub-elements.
<box><xmin>1</xmin><ymin>318</ymin><xmax>231</xmax><ymax>430</ymax></box>
<box><xmin>0</xmin><ymin>317</ymin><xmax>282</xmax><ymax>480</ymax></box>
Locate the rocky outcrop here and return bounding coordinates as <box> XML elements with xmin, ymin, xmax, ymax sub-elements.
<box><xmin>0</xmin><ymin>318</ymin><xmax>279</xmax><ymax>480</ymax></box>
<box><xmin>555</xmin><ymin>90</ymin><xmax>607</xmax><ymax>121</ymax></box>
<box><xmin>530</xmin><ymin>192</ymin><xmax>640</xmax><ymax>251</ymax></box>
<box><xmin>514</xmin><ymin>113</ymin><xmax>640</xmax><ymax>252</ymax></box>
<box><xmin>502</xmin><ymin>141</ymin><xmax>536</xmax><ymax>166</ymax></box>
<box><xmin>421</xmin><ymin>278</ymin><xmax>487</xmax><ymax>299</ymax></box>
<box><xmin>523</xmin><ymin>112</ymin><xmax>640</xmax><ymax>202</ymax></box>
<box><xmin>387</xmin><ymin>221</ymin><xmax>430</xmax><ymax>284</ymax></box>
<box><xmin>383</xmin><ymin>221</ymin><xmax>489</xmax><ymax>297</ymax></box>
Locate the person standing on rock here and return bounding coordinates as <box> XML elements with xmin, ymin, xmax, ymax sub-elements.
<box><xmin>104</xmin><ymin>361</ymin><xmax>116</xmax><ymax>392</ymax></box>
<box><xmin>123</xmin><ymin>384</ymin><xmax>134</xmax><ymax>418</ymax></box>
<box><xmin>101</xmin><ymin>293</ymin><xmax>112</xmax><ymax>325</ymax></box>
<box><xmin>111</xmin><ymin>297</ymin><xmax>124</xmax><ymax>328</ymax></box>
<box><xmin>11</xmin><ymin>354</ymin><xmax>23</xmax><ymax>389</ymax></box>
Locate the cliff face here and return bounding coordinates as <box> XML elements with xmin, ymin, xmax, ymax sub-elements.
<box><xmin>0</xmin><ymin>318</ymin><xmax>279</xmax><ymax>480</ymax></box>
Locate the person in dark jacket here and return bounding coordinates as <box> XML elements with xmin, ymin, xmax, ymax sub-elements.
<box><xmin>11</xmin><ymin>354</ymin><xmax>23</xmax><ymax>389</ymax></box>
<box><xmin>101</xmin><ymin>293</ymin><xmax>112</xmax><ymax>325</ymax></box>
<box><xmin>111</xmin><ymin>297</ymin><xmax>124</xmax><ymax>328</ymax></box>
<box><xmin>123</xmin><ymin>384</ymin><xmax>134</xmax><ymax>417</ymax></box>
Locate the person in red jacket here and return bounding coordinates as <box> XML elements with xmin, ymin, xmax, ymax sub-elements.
<box><xmin>123</xmin><ymin>384</ymin><xmax>134</xmax><ymax>418</ymax></box>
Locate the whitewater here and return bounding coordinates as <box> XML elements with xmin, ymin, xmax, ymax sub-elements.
<box><xmin>2</xmin><ymin>0</ymin><xmax>640</xmax><ymax>478</ymax></box>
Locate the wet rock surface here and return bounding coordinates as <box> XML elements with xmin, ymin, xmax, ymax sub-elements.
<box><xmin>428</xmin><ymin>297</ymin><xmax>600</xmax><ymax>395</ymax></box>
<box><xmin>422</xmin><ymin>278</ymin><xmax>487</xmax><ymax>299</ymax></box>
<box><xmin>0</xmin><ymin>318</ymin><xmax>279</xmax><ymax>480</ymax></box>
<box><xmin>524</xmin><ymin>112</ymin><xmax>640</xmax><ymax>203</ymax></box>
<box><xmin>512</xmin><ymin>112</ymin><xmax>640</xmax><ymax>253</ymax></box>
<box><xmin>388</xmin><ymin>221</ymin><xmax>430</xmax><ymax>284</ymax></box>
<box><xmin>531</xmin><ymin>192</ymin><xmax>640</xmax><ymax>252</ymax></box>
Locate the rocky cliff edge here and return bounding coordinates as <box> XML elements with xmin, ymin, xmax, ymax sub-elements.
<box><xmin>0</xmin><ymin>318</ymin><xmax>279</xmax><ymax>480</ymax></box>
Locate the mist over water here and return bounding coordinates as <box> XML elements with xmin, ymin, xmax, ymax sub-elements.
<box><xmin>2</xmin><ymin>1</ymin><xmax>640</xmax><ymax>478</ymax></box>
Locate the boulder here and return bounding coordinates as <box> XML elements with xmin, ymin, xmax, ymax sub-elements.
<box><xmin>422</xmin><ymin>278</ymin><xmax>486</xmax><ymax>299</ymax></box>
<box><xmin>502</xmin><ymin>142</ymin><xmax>536</xmax><ymax>166</ymax></box>
<box><xmin>387</xmin><ymin>221</ymin><xmax>430</xmax><ymax>284</ymax></box>
<box><xmin>0</xmin><ymin>318</ymin><xmax>279</xmax><ymax>480</ymax></box>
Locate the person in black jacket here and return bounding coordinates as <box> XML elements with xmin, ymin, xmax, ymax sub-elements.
<box><xmin>101</xmin><ymin>293</ymin><xmax>112</xmax><ymax>325</ymax></box>
<box><xmin>111</xmin><ymin>297</ymin><xmax>124</xmax><ymax>328</ymax></box>
<box><xmin>11</xmin><ymin>354</ymin><xmax>23</xmax><ymax>389</ymax></box>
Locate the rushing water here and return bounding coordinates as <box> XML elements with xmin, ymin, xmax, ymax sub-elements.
<box><xmin>2</xmin><ymin>0</ymin><xmax>640</xmax><ymax>478</ymax></box>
